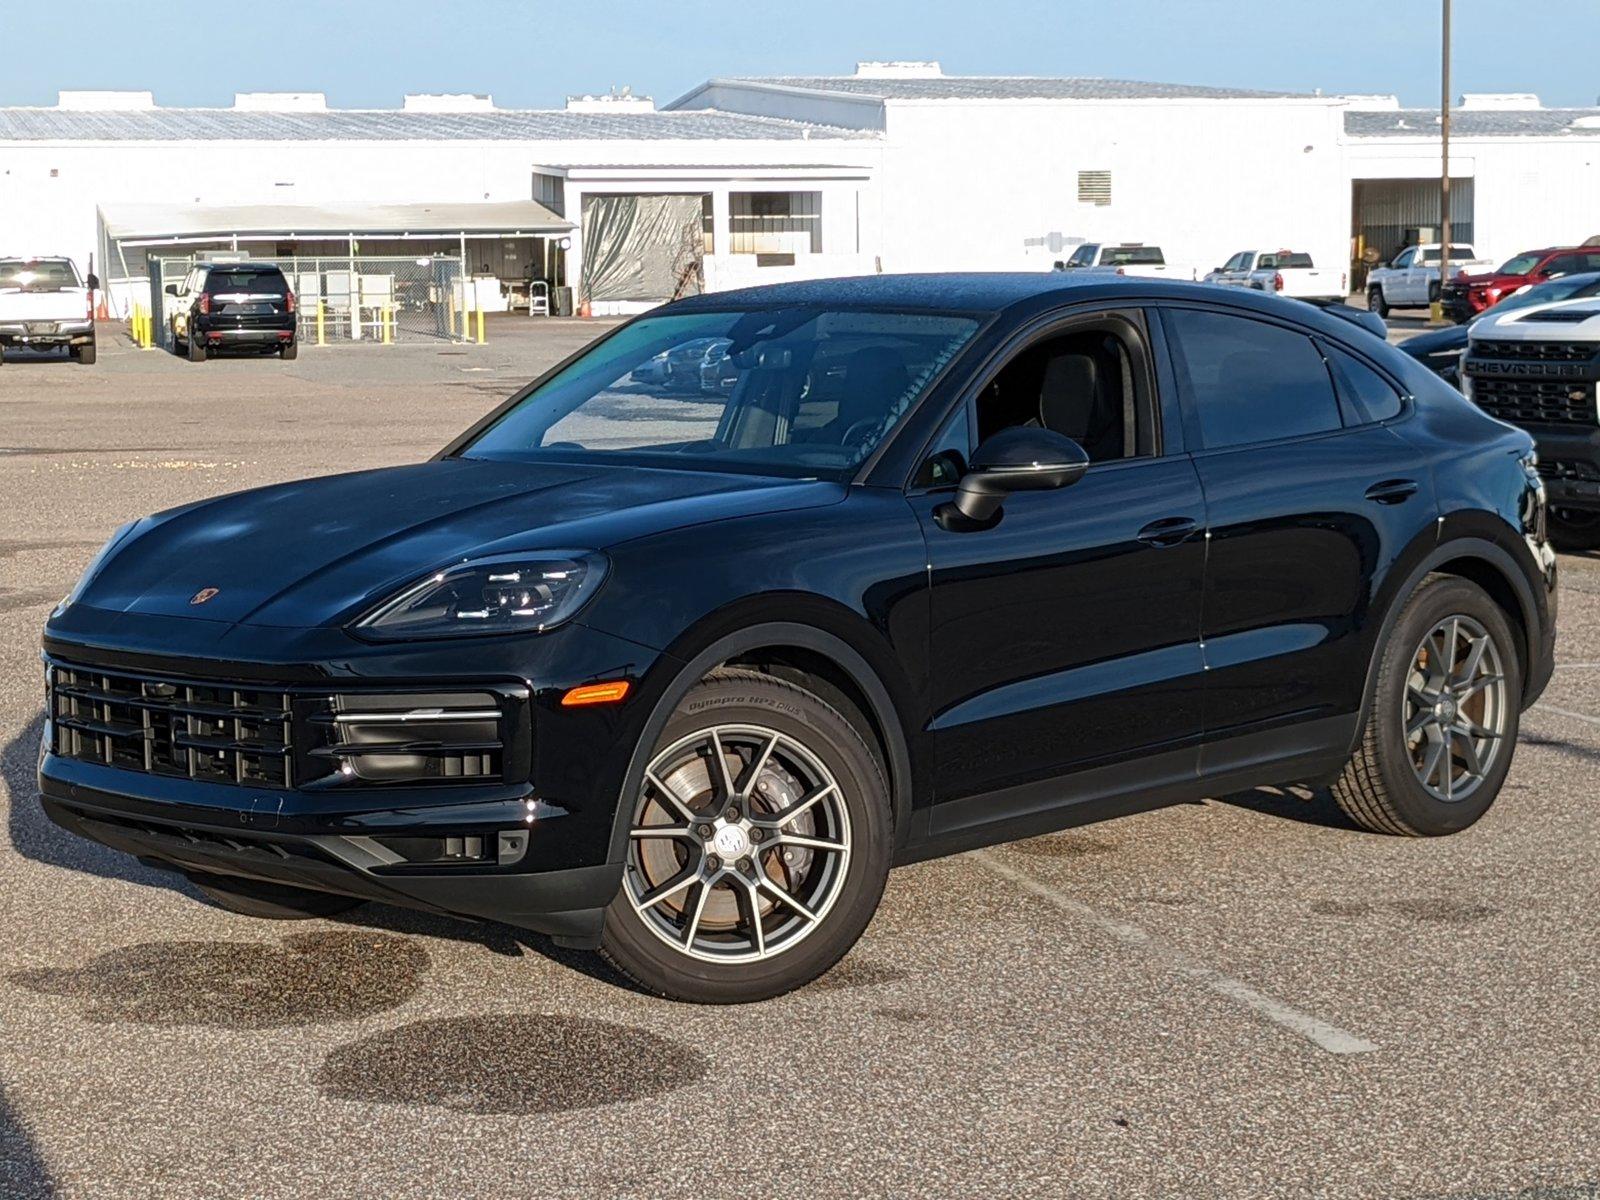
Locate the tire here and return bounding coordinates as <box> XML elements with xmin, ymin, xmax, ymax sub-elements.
<box><xmin>1367</xmin><ymin>286</ymin><xmax>1390</xmax><ymax>320</ymax></box>
<box><xmin>279</xmin><ymin>338</ymin><xmax>298</xmax><ymax>360</ymax></box>
<box><xmin>187</xmin><ymin>871</ymin><xmax>366</xmax><ymax>919</ymax></box>
<box><xmin>187</xmin><ymin>332</ymin><xmax>206</xmax><ymax>362</ymax></box>
<box><xmin>599</xmin><ymin>668</ymin><xmax>892</xmax><ymax>1003</ymax></box>
<box><xmin>1332</xmin><ymin>574</ymin><xmax>1522</xmax><ymax>836</ymax></box>
<box><xmin>1548</xmin><ymin>509</ymin><xmax>1600</xmax><ymax>553</ymax></box>
<box><xmin>73</xmin><ymin>342</ymin><xmax>96</xmax><ymax>365</ymax></box>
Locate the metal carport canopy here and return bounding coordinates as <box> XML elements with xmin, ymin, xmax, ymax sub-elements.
<box><xmin>100</xmin><ymin>199</ymin><xmax>573</xmax><ymax>245</ymax></box>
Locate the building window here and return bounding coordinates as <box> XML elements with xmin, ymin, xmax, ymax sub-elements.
<box><xmin>1077</xmin><ymin>170</ymin><xmax>1112</xmax><ymax>207</ymax></box>
<box><xmin>534</xmin><ymin>172</ymin><xmax>565</xmax><ymax>217</ymax></box>
<box><xmin>702</xmin><ymin>194</ymin><xmax>714</xmax><ymax>255</ymax></box>
<box><xmin>730</xmin><ymin>191</ymin><xmax>821</xmax><ymax>255</ymax></box>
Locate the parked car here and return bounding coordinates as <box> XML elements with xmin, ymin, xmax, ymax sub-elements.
<box><xmin>1461</xmin><ymin>292</ymin><xmax>1600</xmax><ymax>551</ymax></box>
<box><xmin>1055</xmin><ymin>243</ymin><xmax>1193</xmax><ymax>279</ymax></box>
<box><xmin>1366</xmin><ymin>243</ymin><xmax>1492</xmax><ymax>317</ymax></box>
<box><xmin>40</xmin><ymin>274</ymin><xmax>1555</xmax><ymax>1003</ymax></box>
<box><xmin>1402</xmin><ymin>270</ymin><xmax>1600</xmax><ymax>385</ymax></box>
<box><xmin>699</xmin><ymin>341</ymin><xmax>739</xmax><ymax>394</ymax></box>
<box><xmin>1442</xmin><ymin>246</ymin><xmax>1600</xmax><ymax>323</ymax></box>
<box><xmin>0</xmin><ymin>256</ymin><xmax>98</xmax><ymax>364</ymax></box>
<box><xmin>1300</xmin><ymin>296</ymin><xmax>1389</xmax><ymax>340</ymax></box>
<box><xmin>167</xmin><ymin>262</ymin><xmax>297</xmax><ymax>361</ymax></box>
<box><xmin>1205</xmin><ymin>250</ymin><xmax>1345</xmax><ymax>301</ymax></box>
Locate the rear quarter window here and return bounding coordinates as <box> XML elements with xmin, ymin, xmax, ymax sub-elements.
<box><xmin>1164</xmin><ymin>308</ymin><xmax>1344</xmax><ymax>449</ymax></box>
<box><xmin>1324</xmin><ymin>344</ymin><xmax>1404</xmax><ymax>423</ymax></box>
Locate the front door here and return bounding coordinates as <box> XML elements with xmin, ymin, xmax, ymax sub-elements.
<box><xmin>907</xmin><ymin>309</ymin><xmax>1209</xmax><ymax>832</ymax></box>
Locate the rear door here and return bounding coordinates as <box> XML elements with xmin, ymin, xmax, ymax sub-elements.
<box><xmin>206</xmin><ymin>269</ymin><xmax>290</xmax><ymax>329</ymax></box>
<box><xmin>907</xmin><ymin>306</ymin><xmax>1209</xmax><ymax>830</ymax></box>
<box><xmin>1156</xmin><ymin>304</ymin><xmax>1435</xmax><ymax>764</ymax></box>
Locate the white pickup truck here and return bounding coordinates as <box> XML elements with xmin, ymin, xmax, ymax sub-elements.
<box><xmin>1055</xmin><ymin>243</ymin><xmax>1194</xmax><ymax>280</ymax></box>
<box><xmin>1365</xmin><ymin>243</ymin><xmax>1492</xmax><ymax>317</ymax></box>
<box><xmin>0</xmin><ymin>256</ymin><xmax>98</xmax><ymax>364</ymax></box>
<box><xmin>1204</xmin><ymin>250</ymin><xmax>1345</xmax><ymax>301</ymax></box>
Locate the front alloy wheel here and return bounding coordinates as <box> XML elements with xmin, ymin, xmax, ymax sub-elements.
<box><xmin>1403</xmin><ymin>615</ymin><xmax>1509</xmax><ymax>804</ymax></box>
<box><xmin>600</xmin><ymin>670</ymin><xmax>890</xmax><ymax>1003</ymax></box>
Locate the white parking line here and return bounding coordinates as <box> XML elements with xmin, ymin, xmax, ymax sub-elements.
<box><xmin>969</xmin><ymin>849</ymin><xmax>1380</xmax><ymax>1056</ymax></box>
<box><xmin>1532</xmin><ymin>703</ymin><xmax>1600</xmax><ymax>729</ymax></box>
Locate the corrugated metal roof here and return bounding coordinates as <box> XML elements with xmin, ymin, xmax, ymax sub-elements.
<box><xmin>0</xmin><ymin>106</ymin><xmax>875</xmax><ymax>142</ymax></box>
<box><xmin>721</xmin><ymin>75</ymin><xmax>1312</xmax><ymax>101</ymax></box>
<box><xmin>101</xmin><ymin>199</ymin><xmax>572</xmax><ymax>240</ymax></box>
<box><xmin>1345</xmin><ymin>108</ymin><xmax>1600</xmax><ymax>137</ymax></box>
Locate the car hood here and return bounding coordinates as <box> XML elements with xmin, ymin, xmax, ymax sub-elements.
<box><xmin>74</xmin><ymin>457</ymin><xmax>843</xmax><ymax>628</ymax></box>
<box><xmin>1470</xmin><ymin>297</ymin><xmax>1600</xmax><ymax>343</ymax></box>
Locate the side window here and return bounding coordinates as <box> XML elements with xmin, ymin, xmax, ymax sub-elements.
<box><xmin>1393</xmin><ymin>248</ymin><xmax>1415</xmax><ymax>269</ymax></box>
<box><xmin>973</xmin><ymin>318</ymin><xmax>1155</xmax><ymax>463</ymax></box>
<box><xmin>913</xmin><ymin>403</ymin><xmax>973</xmax><ymax>489</ymax></box>
<box><xmin>1324</xmin><ymin>344</ymin><xmax>1404</xmax><ymax>423</ymax></box>
<box><xmin>1164</xmin><ymin>309</ymin><xmax>1343</xmax><ymax>450</ymax></box>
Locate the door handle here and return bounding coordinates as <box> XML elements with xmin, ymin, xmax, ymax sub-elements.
<box><xmin>1136</xmin><ymin>516</ymin><xmax>1199</xmax><ymax>547</ymax></box>
<box><xmin>1364</xmin><ymin>478</ymin><xmax>1419</xmax><ymax>505</ymax></box>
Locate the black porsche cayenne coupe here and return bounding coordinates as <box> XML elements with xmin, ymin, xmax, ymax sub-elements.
<box><xmin>39</xmin><ymin>274</ymin><xmax>1556</xmax><ymax>1003</ymax></box>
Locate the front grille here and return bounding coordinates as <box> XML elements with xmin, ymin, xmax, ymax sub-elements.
<box><xmin>1470</xmin><ymin>377</ymin><xmax>1598</xmax><ymax>427</ymax></box>
<box><xmin>1538</xmin><ymin>458</ymin><xmax>1600</xmax><ymax>483</ymax></box>
<box><xmin>1473</xmin><ymin>339</ymin><xmax>1595</xmax><ymax>361</ymax></box>
<box><xmin>50</xmin><ymin>663</ymin><xmax>296</xmax><ymax>787</ymax></box>
<box><xmin>47</xmin><ymin>659</ymin><xmax>518</xmax><ymax>790</ymax></box>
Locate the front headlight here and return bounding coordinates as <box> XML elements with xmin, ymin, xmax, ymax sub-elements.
<box><xmin>53</xmin><ymin>518</ymin><xmax>140</xmax><ymax>617</ymax></box>
<box><xmin>352</xmin><ymin>551</ymin><xmax>608</xmax><ymax>640</ymax></box>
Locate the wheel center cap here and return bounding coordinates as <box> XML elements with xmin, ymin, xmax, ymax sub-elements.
<box><xmin>712</xmin><ymin>824</ymin><xmax>751</xmax><ymax>859</ymax></box>
<box><xmin>1434</xmin><ymin>697</ymin><xmax>1457</xmax><ymax>722</ymax></box>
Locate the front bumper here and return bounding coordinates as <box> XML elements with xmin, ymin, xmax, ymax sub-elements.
<box><xmin>37</xmin><ymin>606</ymin><xmax>672</xmax><ymax>945</ymax></box>
<box><xmin>1528</xmin><ymin>425</ymin><xmax>1600</xmax><ymax>513</ymax></box>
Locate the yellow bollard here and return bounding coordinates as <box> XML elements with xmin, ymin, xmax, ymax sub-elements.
<box><xmin>475</xmin><ymin>304</ymin><xmax>486</xmax><ymax>345</ymax></box>
<box><xmin>316</xmin><ymin>300</ymin><xmax>326</xmax><ymax>347</ymax></box>
<box><xmin>382</xmin><ymin>305</ymin><xmax>392</xmax><ymax>345</ymax></box>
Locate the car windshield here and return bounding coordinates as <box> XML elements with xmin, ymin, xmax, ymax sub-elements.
<box><xmin>1102</xmin><ymin>246</ymin><xmax>1164</xmax><ymax>265</ymax></box>
<box><xmin>1496</xmin><ymin>253</ymin><xmax>1545</xmax><ymax>275</ymax></box>
<box><xmin>460</xmin><ymin>307</ymin><xmax>982</xmax><ymax>479</ymax></box>
<box><xmin>1488</xmin><ymin>271</ymin><xmax>1600</xmax><ymax>315</ymax></box>
<box><xmin>206</xmin><ymin>270</ymin><xmax>288</xmax><ymax>294</ymax></box>
<box><xmin>0</xmin><ymin>258</ymin><xmax>81</xmax><ymax>292</ymax></box>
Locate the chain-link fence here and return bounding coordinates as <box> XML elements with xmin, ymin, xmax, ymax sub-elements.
<box><xmin>140</xmin><ymin>253</ymin><xmax>475</xmax><ymax>349</ymax></box>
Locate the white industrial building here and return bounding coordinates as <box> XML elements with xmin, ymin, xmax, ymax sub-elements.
<box><xmin>3</xmin><ymin>62</ymin><xmax>1600</xmax><ymax>323</ymax></box>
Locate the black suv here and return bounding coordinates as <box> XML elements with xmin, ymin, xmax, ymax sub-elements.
<box><xmin>39</xmin><ymin>275</ymin><xmax>1556</xmax><ymax>1003</ymax></box>
<box><xmin>167</xmin><ymin>263</ymin><xmax>297</xmax><ymax>360</ymax></box>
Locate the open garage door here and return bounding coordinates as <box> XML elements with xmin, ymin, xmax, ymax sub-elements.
<box><xmin>1352</xmin><ymin>178</ymin><xmax>1475</xmax><ymax>285</ymax></box>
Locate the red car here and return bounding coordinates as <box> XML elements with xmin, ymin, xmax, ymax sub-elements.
<box><xmin>1443</xmin><ymin>245</ymin><xmax>1600</xmax><ymax>321</ymax></box>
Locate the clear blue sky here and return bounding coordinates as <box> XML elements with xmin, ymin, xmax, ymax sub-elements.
<box><xmin>5</xmin><ymin>0</ymin><xmax>1597</xmax><ymax>110</ymax></box>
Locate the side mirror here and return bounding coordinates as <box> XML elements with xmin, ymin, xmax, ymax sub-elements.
<box><xmin>85</xmin><ymin>272</ymin><xmax>100</xmax><ymax>290</ymax></box>
<box><xmin>164</xmin><ymin>283</ymin><xmax>179</xmax><ymax>295</ymax></box>
<box><xmin>936</xmin><ymin>426</ymin><xmax>1089</xmax><ymax>528</ymax></box>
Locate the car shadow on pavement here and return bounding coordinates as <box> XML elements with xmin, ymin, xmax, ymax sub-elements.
<box><xmin>0</xmin><ymin>1083</ymin><xmax>56</xmax><ymax>1199</ymax></box>
<box><xmin>1208</xmin><ymin>783</ymin><xmax>1365</xmax><ymax>831</ymax></box>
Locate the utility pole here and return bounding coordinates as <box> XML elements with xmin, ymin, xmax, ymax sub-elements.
<box><xmin>1432</xmin><ymin>0</ymin><xmax>1453</xmax><ymax>324</ymax></box>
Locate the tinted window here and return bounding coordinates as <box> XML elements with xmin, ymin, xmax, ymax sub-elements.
<box><xmin>1165</xmin><ymin>309</ymin><xmax>1342</xmax><ymax>449</ymax></box>
<box><xmin>205</xmin><ymin>270</ymin><xmax>288</xmax><ymax>294</ymax></box>
<box><xmin>1325</xmin><ymin>345</ymin><xmax>1404</xmax><ymax>423</ymax></box>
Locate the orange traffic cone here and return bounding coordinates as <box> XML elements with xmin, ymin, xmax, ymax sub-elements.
<box><xmin>577</xmin><ymin>297</ymin><xmax>592</xmax><ymax>319</ymax></box>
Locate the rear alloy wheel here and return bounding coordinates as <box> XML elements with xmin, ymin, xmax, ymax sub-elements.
<box><xmin>1333</xmin><ymin>574</ymin><xmax>1521</xmax><ymax>835</ymax></box>
<box><xmin>600</xmin><ymin>670</ymin><xmax>891</xmax><ymax>1003</ymax></box>
<box><xmin>187</xmin><ymin>871</ymin><xmax>366</xmax><ymax>920</ymax></box>
<box><xmin>1548</xmin><ymin>508</ymin><xmax>1600</xmax><ymax>553</ymax></box>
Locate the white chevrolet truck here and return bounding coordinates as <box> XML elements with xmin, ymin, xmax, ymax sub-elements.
<box><xmin>1365</xmin><ymin>243</ymin><xmax>1491</xmax><ymax>317</ymax></box>
<box><xmin>1054</xmin><ymin>243</ymin><xmax>1194</xmax><ymax>279</ymax></box>
<box><xmin>1461</xmin><ymin>295</ymin><xmax>1600</xmax><ymax>550</ymax></box>
<box><xmin>0</xmin><ymin>256</ymin><xmax>98</xmax><ymax>364</ymax></box>
<box><xmin>1204</xmin><ymin>250</ymin><xmax>1345</xmax><ymax>301</ymax></box>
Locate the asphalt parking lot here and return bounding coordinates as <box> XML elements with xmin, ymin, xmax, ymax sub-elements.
<box><xmin>1</xmin><ymin>319</ymin><xmax>1597</xmax><ymax>1200</ymax></box>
